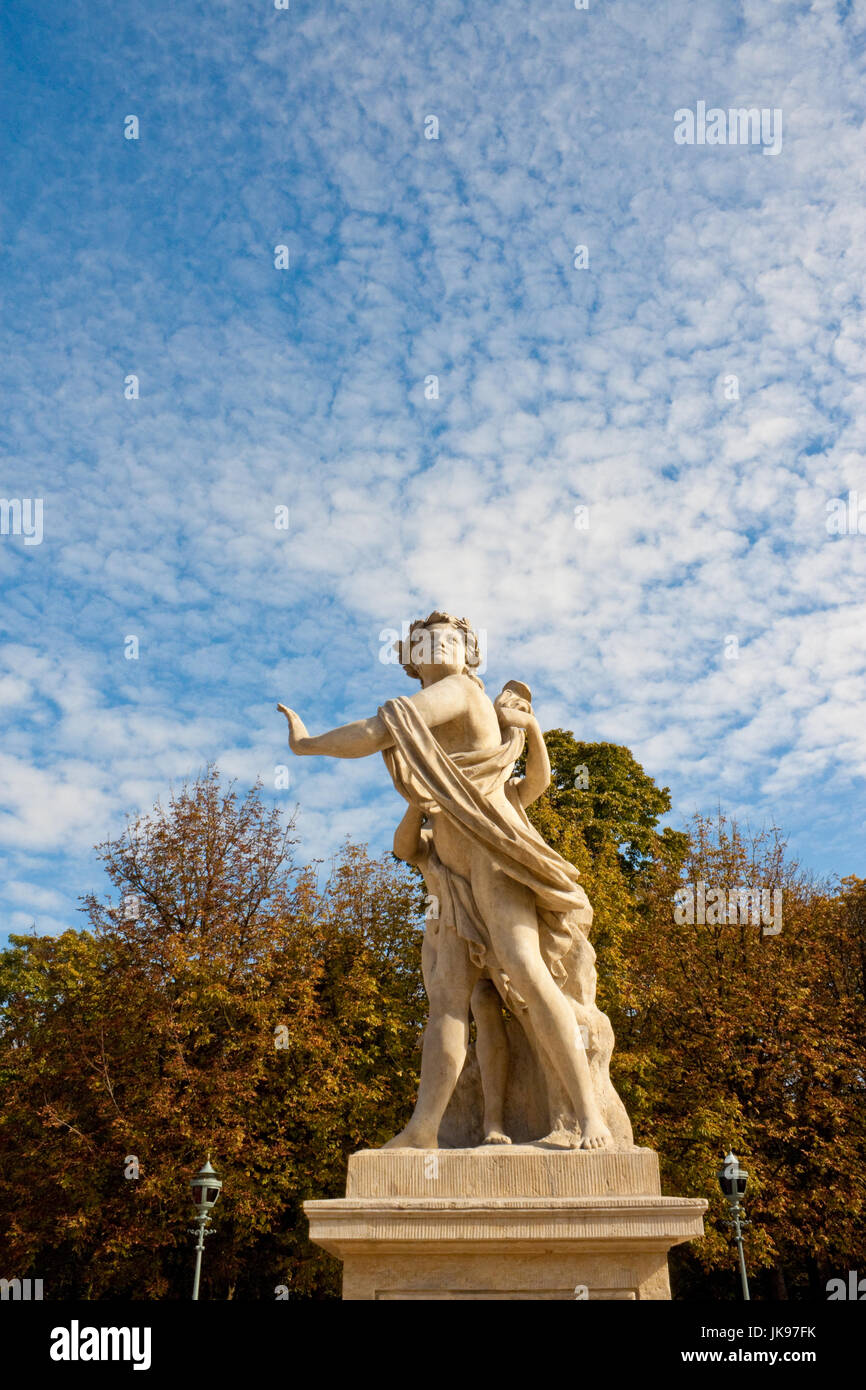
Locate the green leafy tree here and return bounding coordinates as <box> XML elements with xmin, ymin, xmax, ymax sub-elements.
<box><xmin>530</xmin><ymin>731</ymin><xmax>689</xmax><ymax>878</ymax></box>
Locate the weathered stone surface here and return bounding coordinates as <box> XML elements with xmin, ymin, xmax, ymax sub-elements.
<box><xmin>279</xmin><ymin>613</ymin><xmax>633</xmax><ymax>1151</ymax></box>
<box><xmin>305</xmin><ymin>1147</ymin><xmax>707</xmax><ymax>1300</ymax></box>
<box><xmin>345</xmin><ymin>1145</ymin><xmax>661</xmax><ymax>1199</ymax></box>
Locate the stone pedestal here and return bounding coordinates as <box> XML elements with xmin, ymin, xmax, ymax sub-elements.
<box><xmin>305</xmin><ymin>1147</ymin><xmax>707</xmax><ymax>1300</ymax></box>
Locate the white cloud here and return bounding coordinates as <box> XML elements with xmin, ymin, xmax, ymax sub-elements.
<box><xmin>2</xmin><ymin>0</ymin><xmax>865</xmax><ymax>939</ymax></box>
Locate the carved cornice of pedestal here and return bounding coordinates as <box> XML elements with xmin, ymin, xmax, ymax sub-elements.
<box><xmin>305</xmin><ymin>1192</ymin><xmax>709</xmax><ymax>1256</ymax></box>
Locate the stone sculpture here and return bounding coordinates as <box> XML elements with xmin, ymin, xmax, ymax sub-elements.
<box><xmin>278</xmin><ymin>609</ymin><xmax>633</xmax><ymax>1152</ymax></box>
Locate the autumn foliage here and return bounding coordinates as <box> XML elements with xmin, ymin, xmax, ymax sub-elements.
<box><xmin>524</xmin><ymin>735</ymin><xmax>866</xmax><ymax>1299</ymax></box>
<box><xmin>0</xmin><ymin>770</ymin><xmax>425</xmax><ymax>1298</ymax></box>
<box><xmin>0</xmin><ymin>753</ymin><xmax>863</xmax><ymax>1299</ymax></box>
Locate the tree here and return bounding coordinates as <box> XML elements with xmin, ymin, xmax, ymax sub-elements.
<box><xmin>0</xmin><ymin>767</ymin><xmax>426</xmax><ymax>1298</ymax></box>
<box><xmin>528</xmin><ymin>731</ymin><xmax>689</xmax><ymax>879</ymax></box>
<box><xmin>637</xmin><ymin>817</ymin><xmax>866</xmax><ymax>1298</ymax></box>
<box><xmin>2</xmin><ymin>752</ymin><xmax>863</xmax><ymax>1301</ymax></box>
<box><xmin>522</xmin><ymin>732</ymin><xmax>866</xmax><ymax>1299</ymax></box>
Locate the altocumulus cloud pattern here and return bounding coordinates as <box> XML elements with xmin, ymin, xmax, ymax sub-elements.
<box><xmin>0</xmin><ymin>0</ymin><xmax>864</xmax><ymax>940</ymax></box>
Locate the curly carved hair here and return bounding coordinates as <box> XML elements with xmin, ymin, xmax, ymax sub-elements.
<box><xmin>397</xmin><ymin>610</ymin><xmax>484</xmax><ymax>689</ymax></box>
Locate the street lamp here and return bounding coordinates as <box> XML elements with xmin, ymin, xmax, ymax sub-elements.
<box><xmin>718</xmin><ymin>1150</ymin><xmax>750</xmax><ymax>1301</ymax></box>
<box><xmin>189</xmin><ymin>1157</ymin><xmax>222</xmax><ymax>1301</ymax></box>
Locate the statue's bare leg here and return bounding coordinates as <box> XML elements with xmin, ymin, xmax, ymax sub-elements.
<box><xmin>383</xmin><ymin>925</ymin><xmax>479</xmax><ymax>1149</ymax></box>
<box><xmin>471</xmin><ymin>978</ymin><xmax>511</xmax><ymax>1144</ymax></box>
<box><xmin>472</xmin><ymin>860</ymin><xmax>612</xmax><ymax>1150</ymax></box>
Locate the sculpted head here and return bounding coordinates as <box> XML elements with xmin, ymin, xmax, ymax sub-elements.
<box><xmin>398</xmin><ymin>610</ymin><xmax>484</xmax><ymax>689</ymax></box>
<box><xmin>494</xmin><ymin>679</ymin><xmax>532</xmax><ymax>719</ymax></box>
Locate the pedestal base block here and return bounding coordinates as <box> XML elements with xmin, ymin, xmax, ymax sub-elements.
<box><xmin>305</xmin><ymin>1147</ymin><xmax>707</xmax><ymax>1301</ymax></box>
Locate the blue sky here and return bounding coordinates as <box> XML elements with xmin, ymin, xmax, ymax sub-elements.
<box><xmin>1</xmin><ymin>0</ymin><xmax>865</xmax><ymax>943</ymax></box>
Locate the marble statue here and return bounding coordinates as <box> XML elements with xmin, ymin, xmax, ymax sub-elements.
<box><xmin>278</xmin><ymin>610</ymin><xmax>634</xmax><ymax>1152</ymax></box>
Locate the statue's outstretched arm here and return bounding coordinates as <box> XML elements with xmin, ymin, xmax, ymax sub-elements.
<box><xmin>277</xmin><ymin>673</ymin><xmax>471</xmax><ymax>760</ymax></box>
<box><xmin>277</xmin><ymin>703</ymin><xmax>392</xmax><ymax>759</ymax></box>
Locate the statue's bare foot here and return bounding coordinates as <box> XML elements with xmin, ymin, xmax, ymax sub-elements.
<box><xmin>382</xmin><ymin>1124</ymin><xmax>438</xmax><ymax>1150</ymax></box>
<box><xmin>578</xmin><ymin>1115</ymin><xmax>613</xmax><ymax>1150</ymax></box>
<box><xmin>482</xmin><ymin>1129</ymin><xmax>511</xmax><ymax>1145</ymax></box>
<box><xmin>537</xmin><ymin>1116</ymin><xmax>613</xmax><ymax>1150</ymax></box>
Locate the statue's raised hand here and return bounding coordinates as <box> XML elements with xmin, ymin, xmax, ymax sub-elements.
<box><xmin>494</xmin><ymin>688</ymin><xmax>534</xmax><ymax>730</ymax></box>
<box><xmin>277</xmin><ymin>704</ymin><xmax>311</xmax><ymax>754</ymax></box>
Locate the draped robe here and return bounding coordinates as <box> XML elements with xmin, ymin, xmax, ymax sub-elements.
<box><xmin>378</xmin><ymin>695</ymin><xmax>593</xmax><ymax>1011</ymax></box>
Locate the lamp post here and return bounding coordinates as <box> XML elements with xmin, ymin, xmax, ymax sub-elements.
<box><xmin>718</xmin><ymin>1150</ymin><xmax>750</xmax><ymax>1301</ymax></box>
<box><xmin>189</xmin><ymin>1157</ymin><xmax>222</xmax><ymax>1301</ymax></box>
